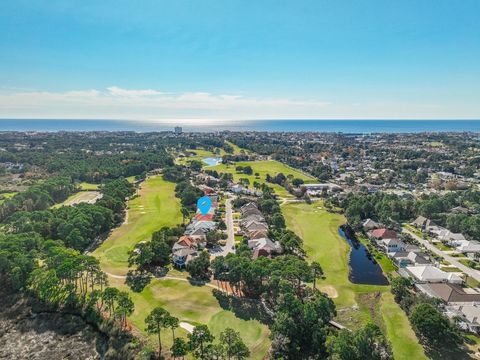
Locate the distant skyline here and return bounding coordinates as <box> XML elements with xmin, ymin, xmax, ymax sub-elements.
<box><xmin>1</xmin><ymin>1</ymin><xmax>479</xmax><ymax>120</ymax></box>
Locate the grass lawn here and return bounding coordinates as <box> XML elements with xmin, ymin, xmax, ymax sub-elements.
<box><xmin>92</xmin><ymin>176</ymin><xmax>181</xmax><ymax>275</ymax></box>
<box><xmin>282</xmin><ymin>202</ymin><xmax>425</xmax><ymax>359</ymax></box>
<box><xmin>380</xmin><ymin>292</ymin><xmax>427</xmax><ymax>360</ymax></box>
<box><xmin>78</xmin><ymin>182</ymin><xmax>100</xmax><ymax>190</ymax></box>
<box><xmin>109</xmin><ymin>277</ymin><xmax>270</xmax><ymax>359</ymax></box>
<box><xmin>207</xmin><ymin>160</ymin><xmax>316</xmax><ymax>198</ymax></box>
<box><xmin>176</xmin><ymin>148</ymin><xmax>225</xmax><ymax>166</ymax></box>
<box><xmin>94</xmin><ymin>175</ymin><xmax>271</xmax><ymax>358</ymax></box>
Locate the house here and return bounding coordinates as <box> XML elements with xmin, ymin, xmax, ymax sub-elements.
<box><xmin>370</xmin><ymin>228</ymin><xmax>398</xmax><ymax>240</ymax></box>
<box><xmin>249</xmin><ymin>228</ymin><xmax>269</xmax><ymax>240</ymax></box>
<box><xmin>436</xmin><ymin>229</ymin><xmax>466</xmax><ymax>244</ymax></box>
<box><xmin>240</xmin><ymin>214</ymin><xmax>264</xmax><ymax>226</ymax></box>
<box><xmin>403</xmin><ymin>265</ymin><xmax>463</xmax><ymax>284</ymax></box>
<box><xmin>445</xmin><ymin>305</ymin><xmax>480</xmax><ymax>333</ymax></box>
<box><xmin>195</xmin><ymin>213</ymin><xmax>214</xmax><ymax>222</ymax></box>
<box><xmin>363</xmin><ymin>218</ymin><xmax>380</xmax><ymax>230</ymax></box>
<box><xmin>411</xmin><ymin>216</ymin><xmax>434</xmax><ymax>230</ymax></box>
<box><xmin>302</xmin><ymin>183</ymin><xmax>342</xmax><ymax>195</ymax></box>
<box><xmin>248</xmin><ymin>237</ymin><xmax>282</xmax><ymax>259</ymax></box>
<box><xmin>381</xmin><ymin>238</ymin><xmax>406</xmax><ymax>253</ymax></box>
<box><xmin>244</xmin><ymin>220</ymin><xmax>268</xmax><ymax>232</ymax></box>
<box><xmin>231</xmin><ymin>184</ymin><xmax>245</xmax><ymax>194</ymax></box>
<box><xmin>456</xmin><ymin>240</ymin><xmax>480</xmax><ymax>259</ymax></box>
<box><xmin>172</xmin><ymin>247</ymin><xmax>198</xmax><ymax>268</ymax></box>
<box><xmin>416</xmin><ymin>283</ymin><xmax>480</xmax><ymax>304</ymax></box>
<box><xmin>391</xmin><ymin>251</ymin><xmax>431</xmax><ymax>268</ymax></box>
<box><xmin>240</xmin><ymin>202</ymin><xmax>262</xmax><ymax>216</ymax></box>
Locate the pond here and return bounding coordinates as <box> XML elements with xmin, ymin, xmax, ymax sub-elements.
<box><xmin>202</xmin><ymin>157</ymin><xmax>222</xmax><ymax>167</ymax></box>
<box><xmin>339</xmin><ymin>225</ymin><xmax>389</xmax><ymax>286</ymax></box>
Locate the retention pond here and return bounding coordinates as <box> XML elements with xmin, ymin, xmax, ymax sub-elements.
<box><xmin>339</xmin><ymin>225</ymin><xmax>389</xmax><ymax>286</ymax></box>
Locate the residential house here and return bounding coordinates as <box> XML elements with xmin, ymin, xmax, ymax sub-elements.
<box><xmin>249</xmin><ymin>229</ymin><xmax>269</xmax><ymax>240</ymax></box>
<box><xmin>411</xmin><ymin>216</ymin><xmax>435</xmax><ymax>231</ymax></box>
<box><xmin>456</xmin><ymin>240</ymin><xmax>480</xmax><ymax>259</ymax></box>
<box><xmin>381</xmin><ymin>238</ymin><xmax>406</xmax><ymax>253</ymax></box>
<box><xmin>416</xmin><ymin>283</ymin><xmax>480</xmax><ymax>305</ymax></box>
<box><xmin>248</xmin><ymin>237</ymin><xmax>282</xmax><ymax>259</ymax></box>
<box><xmin>391</xmin><ymin>251</ymin><xmax>431</xmax><ymax>268</ymax></box>
<box><xmin>369</xmin><ymin>228</ymin><xmax>398</xmax><ymax>240</ymax></box>
<box><xmin>363</xmin><ymin>218</ymin><xmax>380</xmax><ymax>230</ymax></box>
<box><xmin>244</xmin><ymin>220</ymin><xmax>268</xmax><ymax>233</ymax></box>
<box><xmin>445</xmin><ymin>305</ymin><xmax>480</xmax><ymax>333</ymax></box>
<box><xmin>403</xmin><ymin>265</ymin><xmax>463</xmax><ymax>284</ymax></box>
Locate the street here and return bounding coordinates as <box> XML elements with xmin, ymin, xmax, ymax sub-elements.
<box><xmin>403</xmin><ymin>228</ymin><xmax>480</xmax><ymax>283</ymax></box>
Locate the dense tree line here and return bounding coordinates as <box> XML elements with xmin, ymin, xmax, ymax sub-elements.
<box><xmin>3</xmin><ymin>178</ymin><xmax>133</xmax><ymax>251</ymax></box>
<box><xmin>390</xmin><ymin>277</ymin><xmax>462</xmax><ymax>352</ymax></box>
<box><xmin>0</xmin><ymin>176</ymin><xmax>76</xmax><ymax>221</ymax></box>
<box><xmin>337</xmin><ymin>190</ymin><xmax>480</xmax><ymax>239</ymax></box>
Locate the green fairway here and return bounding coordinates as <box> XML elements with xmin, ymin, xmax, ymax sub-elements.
<box><xmin>78</xmin><ymin>182</ymin><xmax>100</xmax><ymax>190</ymax></box>
<box><xmin>94</xmin><ymin>175</ymin><xmax>271</xmax><ymax>358</ymax></box>
<box><xmin>207</xmin><ymin>160</ymin><xmax>316</xmax><ymax>197</ymax></box>
<box><xmin>282</xmin><ymin>202</ymin><xmax>425</xmax><ymax>359</ymax></box>
<box><xmin>176</xmin><ymin>148</ymin><xmax>226</xmax><ymax>165</ymax></box>
<box><xmin>109</xmin><ymin>276</ymin><xmax>270</xmax><ymax>359</ymax></box>
<box><xmin>93</xmin><ymin>176</ymin><xmax>181</xmax><ymax>275</ymax></box>
<box><xmin>381</xmin><ymin>292</ymin><xmax>427</xmax><ymax>360</ymax></box>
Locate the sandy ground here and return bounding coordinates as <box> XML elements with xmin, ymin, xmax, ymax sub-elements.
<box><xmin>319</xmin><ymin>285</ymin><xmax>338</xmax><ymax>298</ymax></box>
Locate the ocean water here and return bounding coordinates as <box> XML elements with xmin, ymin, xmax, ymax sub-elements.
<box><xmin>0</xmin><ymin>119</ymin><xmax>480</xmax><ymax>133</ymax></box>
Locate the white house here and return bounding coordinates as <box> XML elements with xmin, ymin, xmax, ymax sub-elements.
<box><xmin>381</xmin><ymin>238</ymin><xmax>406</xmax><ymax>253</ymax></box>
<box><xmin>404</xmin><ymin>265</ymin><xmax>463</xmax><ymax>284</ymax></box>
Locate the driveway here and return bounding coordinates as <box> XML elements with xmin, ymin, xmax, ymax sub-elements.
<box><xmin>216</xmin><ymin>195</ymin><xmax>236</xmax><ymax>257</ymax></box>
<box><xmin>402</xmin><ymin>228</ymin><xmax>480</xmax><ymax>283</ymax></box>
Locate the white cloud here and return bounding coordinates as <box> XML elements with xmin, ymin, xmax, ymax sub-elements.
<box><xmin>0</xmin><ymin>86</ymin><xmax>476</xmax><ymax>120</ymax></box>
<box><xmin>0</xmin><ymin>86</ymin><xmax>331</xmax><ymax>120</ymax></box>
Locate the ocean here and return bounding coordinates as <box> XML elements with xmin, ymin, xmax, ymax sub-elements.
<box><xmin>0</xmin><ymin>119</ymin><xmax>480</xmax><ymax>133</ymax></box>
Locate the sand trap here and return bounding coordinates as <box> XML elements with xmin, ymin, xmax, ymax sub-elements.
<box><xmin>319</xmin><ymin>285</ymin><xmax>338</xmax><ymax>298</ymax></box>
<box><xmin>179</xmin><ymin>322</ymin><xmax>194</xmax><ymax>333</ymax></box>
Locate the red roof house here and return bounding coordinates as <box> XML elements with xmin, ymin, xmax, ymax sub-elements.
<box><xmin>370</xmin><ymin>228</ymin><xmax>398</xmax><ymax>239</ymax></box>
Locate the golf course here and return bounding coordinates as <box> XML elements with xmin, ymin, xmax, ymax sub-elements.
<box><xmin>207</xmin><ymin>159</ymin><xmax>316</xmax><ymax>197</ymax></box>
<box><xmin>92</xmin><ymin>175</ymin><xmax>270</xmax><ymax>358</ymax></box>
<box><xmin>282</xmin><ymin>202</ymin><xmax>426</xmax><ymax>360</ymax></box>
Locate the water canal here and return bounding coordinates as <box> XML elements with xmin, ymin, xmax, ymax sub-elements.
<box><xmin>339</xmin><ymin>225</ymin><xmax>389</xmax><ymax>286</ymax></box>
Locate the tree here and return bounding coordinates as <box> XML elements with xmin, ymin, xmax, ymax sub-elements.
<box><xmin>310</xmin><ymin>261</ymin><xmax>323</xmax><ymax>289</ymax></box>
<box><xmin>409</xmin><ymin>303</ymin><xmax>462</xmax><ymax>347</ymax></box>
<box><xmin>186</xmin><ymin>251</ymin><xmax>210</xmax><ymax>280</ymax></box>
<box><xmin>328</xmin><ymin>323</ymin><xmax>392</xmax><ymax>360</ymax></box>
<box><xmin>115</xmin><ymin>291</ymin><xmax>134</xmax><ymax>328</ymax></box>
<box><xmin>145</xmin><ymin>306</ymin><xmax>170</xmax><ymax>356</ymax></box>
<box><xmin>171</xmin><ymin>337</ymin><xmax>188</xmax><ymax>359</ymax></box>
<box><xmin>390</xmin><ymin>277</ymin><xmax>411</xmax><ymax>302</ymax></box>
<box><xmin>102</xmin><ymin>287</ymin><xmax>119</xmax><ymax>317</ymax></box>
<box><xmin>292</xmin><ymin>178</ymin><xmax>304</xmax><ymax>187</ymax></box>
<box><xmin>220</xmin><ymin>328</ymin><xmax>250</xmax><ymax>360</ymax></box>
<box><xmin>188</xmin><ymin>325</ymin><xmax>214</xmax><ymax>359</ymax></box>
<box><xmin>181</xmin><ymin>206</ymin><xmax>190</xmax><ymax>224</ymax></box>
<box><xmin>165</xmin><ymin>315</ymin><xmax>179</xmax><ymax>343</ymax></box>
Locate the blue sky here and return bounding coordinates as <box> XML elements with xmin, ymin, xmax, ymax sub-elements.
<box><xmin>0</xmin><ymin>0</ymin><xmax>479</xmax><ymax>120</ymax></box>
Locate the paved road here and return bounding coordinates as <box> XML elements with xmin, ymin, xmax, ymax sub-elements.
<box><xmin>217</xmin><ymin>196</ymin><xmax>236</xmax><ymax>257</ymax></box>
<box><xmin>403</xmin><ymin>228</ymin><xmax>480</xmax><ymax>282</ymax></box>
